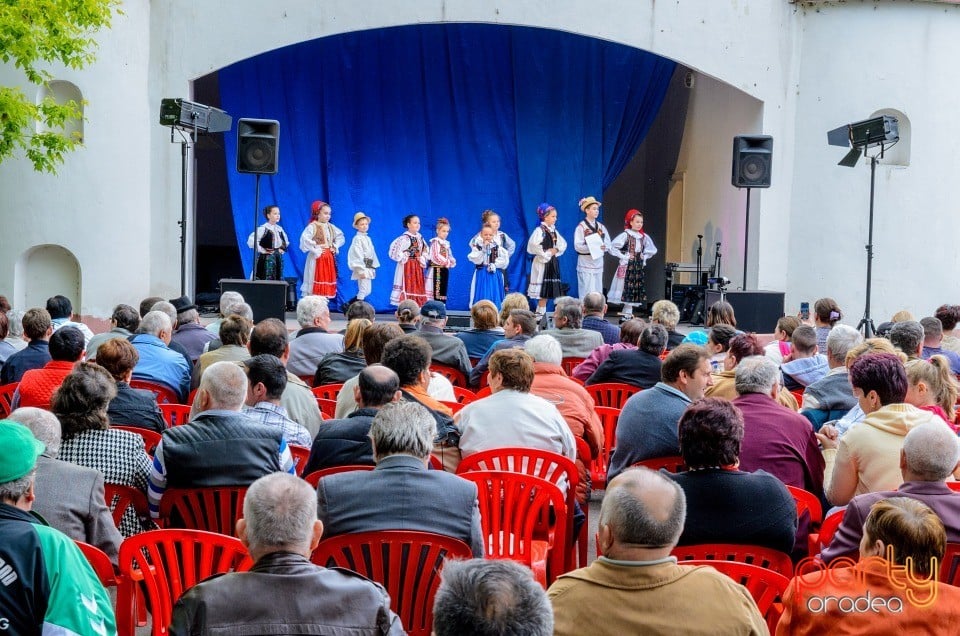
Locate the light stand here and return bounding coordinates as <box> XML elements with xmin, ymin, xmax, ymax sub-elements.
<box><xmin>250</xmin><ymin>174</ymin><xmax>262</xmax><ymax>281</ymax></box>
<box><xmin>857</xmin><ymin>150</ymin><xmax>882</xmax><ymax>337</ymax></box>
<box><xmin>171</xmin><ymin>125</ymin><xmax>197</xmax><ymax>296</ymax></box>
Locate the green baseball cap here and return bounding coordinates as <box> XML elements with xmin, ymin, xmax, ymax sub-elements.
<box><xmin>0</xmin><ymin>420</ymin><xmax>45</xmax><ymax>483</ymax></box>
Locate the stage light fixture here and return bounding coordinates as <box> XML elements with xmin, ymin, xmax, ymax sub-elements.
<box><xmin>827</xmin><ymin>115</ymin><xmax>899</xmax><ymax>167</ymax></box>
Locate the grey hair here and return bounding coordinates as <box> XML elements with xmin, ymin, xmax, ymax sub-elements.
<box><xmin>219</xmin><ymin>291</ymin><xmax>244</xmax><ymax>316</ymax></box>
<box><xmin>734</xmin><ymin>356</ymin><xmax>779</xmax><ymax>395</ymax></box>
<box><xmin>582</xmin><ymin>292</ymin><xmax>606</xmax><ymax>315</ymax></box>
<box><xmin>826</xmin><ymin>325</ymin><xmax>863</xmax><ymax>362</ymax></box>
<box><xmin>8</xmin><ymin>408</ymin><xmax>61</xmax><ymax>458</ymax></box>
<box><xmin>6</xmin><ymin>309</ymin><xmax>24</xmax><ymax>338</ymax></box>
<box><xmin>651</xmin><ymin>300</ymin><xmax>681</xmax><ymax>331</ymax></box>
<box><xmin>177</xmin><ymin>308</ymin><xmax>200</xmax><ymax>325</ymax></box>
<box><xmin>0</xmin><ymin>470</ymin><xmax>36</xmax><ymax>502</ymax></box>
<box><xmin>200</xmin><ymin>361</ymin><xmax>248</xmax><ymax>411</ymax></box>
<box><xmin>137</xmin><ymin>310</ymin><xmax>172</xmax><ymax>336</ymax></box>
<box><xmin>554</xmin><ymin>301</ymin><xmax>583</xmax><ymax>329</ymax></box>
<box><xmin>890</xmin><ymin>321</ymin><xmax>924</xmax><ymax>356</ymax></box>
<box><xmin>296</xmin><ymin>296</ymin><xmax>329</xmax><ymax>327</ymax></box>
<box><xmin>150</xmin><ymin>301</ymin><xmax>177</xmax><ymax>324</ymax></box>
<box><xmin>242</xmin><ymin>472</ymin><xmax>317</xmax><ymax>554</ymax></box>
<box><xmin>599</xmin><ymin>467</ymin><xmax>686</xmax><ymax>547</ymax></box>
<box><xmin>369</xmin><ymin>401</ymin><xmax>436</xmax><ymax>461</ymax></box>
<box><xmin>227</xmin><ymin>302</ymin><xmax>254</xmax><ymax>321</ymax></box>
<box><xmin>902</xmin><ymin>422</ymin><xmax>960</xmax><ymax>481</ymax></box>
<box><xmin>921</xmin><ymin>317</ymin><xmax>943</xmax><ymax>341</ymax></box>
<box><xmin>433</xmin><ymin>559</ymin><xmax>553</xmax><ymax>636</ymax></box>
<box><xmin>524</xmin><ymin>334</ymin><xmax>563</xmax><ymax>366</ymax></box>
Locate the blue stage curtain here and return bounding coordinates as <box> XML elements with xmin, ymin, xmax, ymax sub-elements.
<box><xmin>219</xmin><ymin>24</ymin><xmax>674</xmax><ymax>311</ymax></box>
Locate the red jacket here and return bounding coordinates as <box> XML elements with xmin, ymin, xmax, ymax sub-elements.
<box><xmin>17</xmin><ymin>360</ymin><xmax>77</xmax><ymax>409</ymax></box>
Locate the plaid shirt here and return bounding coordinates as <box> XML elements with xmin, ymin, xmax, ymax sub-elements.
<box><xmin>243</xmin><ymin>402</ymin><xmax>312</xmax><ymax>447</ymax></box>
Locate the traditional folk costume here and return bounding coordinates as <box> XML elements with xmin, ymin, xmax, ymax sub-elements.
<box><xmin>527</xmin><ymin>204</ymin><xmax>567</xmax><ymax>300</ymax></box>
<box><xmin>573</xmin><ymin>197</ymin><xmax>612</xmax><ymax>299</ymax></box>
<box><xmin>467</xmin><ymin>237</ymin><xmax>509</xmax><ymax>306</ymax></box>
<box><xmin>299</xmin><ymin>201</ymin><xmax>345</xmax><ymax>298</ymax></box>
<box><xmin>346</xmin><ymin>212</ymin><xmax>379</xmax><ymax>301</ymax></box>
<box><xmin>608</xmin><ymin>209</ymin><xmax>657</xmax><ymax>314</ymax></box>
<box><xmin>388</xmin><ymin>230</ymin><xmax>428</xmax><ymax>306</ymax></box>
<box><xmin>247</xmin><ymin>222</ymin><xmax>289</xmax><ymax>280</ymax></box>
<box><xmin>469</xmin><ymin>229</ymin><xmax>516</xmax><ymax>291</ymax></box>
<box><xmin>425</xmin><ymin>237</ymin><xmax>456</xmax><ymax>302</ymax></box>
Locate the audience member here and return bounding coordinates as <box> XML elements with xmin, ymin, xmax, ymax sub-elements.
<box><xmin>763</xmin><ymin>315</ymin><xmax>801</xmax><ymax>365</ymax></box>
<box><xmin>46</xmin><ymin>294</ymin><xmax>94</xmax><ymax>345</ymax></box>
<box><xmin>498</xmin><ymin>292</ymin><xmax>529</xmax><ymax>326</ymax></box>
<box><xmin>0</xmin><ymin>311</ymin><xmax>16</xmax><ymax>365</ymax></box>
<box><xmin>148</xmin><ymin>361</ymin><xmax>295</xmax><ymax>519</ymax></box>
<box><xmin>541</xmin><ymin>298</ymin><xmax>603</xmax><ymax>358</ymax></box>
<box><xmin>138</xmin><ymin>296</ymin><xmax>164</xmax><ymax>318</ymax></box>
<box><xmin>342</xmin><ymin>299</ymin><xmax>376</xmax><ymax>324</ymax></box>
<box><xmin>812</xmin><ymin>297</ymin><xmax>842</xmax><ymax>352</ymax></box>
<box><xmin>192</xmin><ymin>314</ymin><xmax>253</xmax><ymax>388</ymax></box>
<box><xmin>97</xmin><ymin>337</ymin><xmax>165</xmax><ymax>433</ymax></box>
<box><xmin>395</xmin><ymin>299</ymin><xmax>421</xmax><ymax>333</ymax></box>
<box><xmin>14</xmin><ymin>326</ymin><xmax>84</xmax><ymax>409</ymax></box>
<box><xmin>572</xmin><ymin>317</ymin><xmax>644</xmax><ymax>382</ymax></box>
<box><xmin>287</xmin><ymin>296</ymin><xmax>345</xmax><ymax>377</ymax></box>
<box><xmin>168</xmin><ymin>295</ymin><xmax>217</xmax><ymax>363</ymax></box>
<box><xmin>170</xmin><ymin>472</ymin><xmax>403</xmax><ymax>635</ymax></box>
<box><xmin>0</xmin><ymin>420</ymin><xmax>116</xmax><ymax>634</ymax></box>
<box><xmin>8</xmin><ymin>407</ymin><xmax>122</xmax><ymax>565</ymax></box>
<box><xmin>585</xmin><ymin>323</ymin><xmax>666</xmax><ymax>388</ymax></box>
<box><xmin>317</xmin><ymin>401</ymin><xmax>484</xmax><ymax>556</ymax></box>
<box><xmin>889</xmin><ymin>319</ymin><xmax>924</xmax><ymax>361</ymax></box>
<box><xmin>0</xmin><ymin>307</ymin><xmax>53</xmax><ymax>384</ymax></box>
<box><xmin>905</xmin><ymin>355</ymin><xmax>958</xmax><ymax>424</ymax></box>
<box><xmin>204</xmin><ymin>290</ymin><xmax>244</xmax><ymax>336</ymax></box>
<box><xmin>202</xmin><ymin>301</ymin><xmax>254</xmax><ymax>353</ymax></box>
<box><xmin>708</xmin><ymin>333</ymin><xmax>799</xmax><ymax>409</ymax></box>
<box><xmin>55</xmin><ymin>362</ymin><xmax>151</xmax><ymax>537</ymax></box>
<box><xmin>832</xmin><ymin>337</ymin><xmax>901</xmax><ymax>437</ymax></box>
<box><xmin>820</xmin><ymin>421</ymin><xmax>960</xmax><ymax>563</ymax></box>
<box><xmin>669</xmin><ymin>398</ymin><xmax>797</xmax><ymax>554</ymax></box>
<box><xmin>435</xmin><ymin>559</ymin><xmax>553</xmax><ymax>636</ymax></box>
<box><xmin>417</xmin><ymin>300</ymin><xmax>472</xmax><ymax>376</ymax></box>
<box><xmin>148</xmin><ymin>300</ymin><xmax>195</xmax><ymax>368</ymax></box>
<box><xmin>780</xmin><ymin>325</ymin><xmax>828</xmax><ymax>390</ymax></box>
<box><xmin>304</xmin><ymin>365</ymin><xmax>401</xmax><ymax>474</ymax></box>
<box><xmin>681</xmin><ymin>300</ymin><xmax>736</xmax><ymax>346</ymax></box>
<box><xmin>469</xmin><ymin>308</ymin><xmax>537</xmax><ymax>386</ymax></box>
<box><xmin>934</xmin><ymin>303</ymin><xmax>960</xmax><ymax>353</ymax></box>
<box><xmin>86</xmin><ymin>303</ymin><xmax>140</xmax><ymax>360</ymax></box>
<box><xmin>606</xmin><ymin>344</ymin><xmax>712</xmax><ymax>481</ymax></box>
<box><xmin>703</xmin><ymin>323</ymin><xmax>736</xmax><ymax>372</ymax></box>
<box><xmin>4</xmin><ymin>308</ymin><xmax>27</xmax><ymax>354</ymax></box>
<box><xmin>334</xmin><ymin>322</ymin><xmax>404</xmax><ymax>418</ymax></box>
<box><xmin>242</xmin><ymin>354</ymin><xmax>312</xmax><ymax>447</ymax></box>
<box><xmin>920</xmin><ymin>316</ymin><xmax>960</xmax><ymax>373</ymax></box>
<box><xmin>817</xmin><ymin>352</ymin><xmax>938</xmax><ymax>506</ymax></box>
<box><xmin>130</xmin><ymin>310</ymin><xmax>191</xmax><ymax>401</ymax></box>
<box><xmin>581</xmin><ymin>292</ymin><xmax>620</xmax><ymax>345</ymax></box>
<box><xmin>650</xmin><ymin>299</ymin><xmax>685</xmax><ymax>350</ymax></box>
<box><xmin>313</xmin><ymin>317</ymin><xmax>369</xmax><ymax>385</ymax></box>
<box><xmin>548</xmin><ymin>467</ymin><xmax>766</xmax><ymax>636</ymax></box>
<box><xmin>454</xmin><ymin>300</ymin><xmax>504</xmax><ymax>359</ymax></box>
<box><xmin>800</xmin><ymin>324</ymin><xmax>862</xmax><ymax>430</ymax></box>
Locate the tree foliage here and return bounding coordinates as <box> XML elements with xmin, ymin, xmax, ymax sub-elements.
<box><xmin>0</xmin><ymin>0</ymin><xmax>120</xmax><ymax>173</ymax></box>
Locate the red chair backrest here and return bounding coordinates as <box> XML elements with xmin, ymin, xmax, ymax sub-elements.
<box><xmin>304</xmin><ymin>464</ymin><xmax>375</xmax><ymax>487</ymax></box>
<box><xmin>76</xmin><ymin>540</ymin><xmax>118</xmax><ymax>588</ymax></box>
<box><xmin>941</xmin><ymin>542</ymin><xmax>960</xmax><ymax>585</ymax></box>
<box><xmin>786</xmin><ymin>485</ymin><xmax>823</xmax><ymax>527</ymax></box>
<box><xmin>316</xmin><ymin>398</ymin><xmax>338</xmax><ymax>418</ymax></box>
<box><xmin>947</xmin><ymin>481</ymin><xmax>960</xmax><ymax>493</ymax></box>
<box><xmin>790</xmin><ymin>390</ymin><xmax>804</xmax><ymax>408</ymax></box>
<box><xmin>683</xmin><ymin>560</ymin><xmax>789</xmax><ymax>632</ymax></box>
<box><xmin>451</xmin><ymin>386</ymin><xmax>477</xmax><ymax>404</ymax></box>
<box><xmin>439</xmin><ymin>400</ymin><xmax>466</xmax><ymax>414</ymax></box>
<box><xmin>297</xmin><ymin>374</ymin><xmax>315</xmax><ymax>387</ymax></box>
<box><xmin>0</xmin><ymin>381</ymin><xmax>18</xmax><ymax>417</ymax></box>
<box><xmin>312</xmin><ymin>383</ymin><xmax>343</xmax><ymax>401</ymax></box>
<box><xmin>473</xmin><ymin>385</ymin><xmax>493</xmax><ymax>399</ymax></box>
<box><xmin>117</xmin><ymin>529</ymin><xmax>253</xmax><ymax>636</ymax></box>
<box><xmin>311</xmin><ymin>530</ymin><xmax>472</xmax><ymax>636</ymax></box>
<box><xmin>560</xmin><ymin>357</ymin><xmax>585</xmax><ymax>377</ymax></box>
<box><xmin>592</xmin><ymin>406</ymin><xmax>621</xmax><ymax>489</ymax></box>
<box><xmin>456</xmin><ymin>447</ymin><xmax>579</xmax><ymax>496</ymax></box>
<box><xmin>632</xmin><ymin>455</ymin><xmax>686</xmax><ymax>473</ymax></box>
<box><xmin>158</xmin><ymin>403</ymin><xmax>191</xmax><ymax>427</ymax></box>
<box><xmin>671</xmin><ymin>543</ymin><xmax>794</xmax><ymax>576</ymax></box>
<box><xmin>157</xmin><ymin>486</ymin><xmax>248</xmax><ymax>536</ymax></box>
<box><xmin>430</xmin><ymin>364</ymin><xmax>467</xmax><ymax>388</ymax></box>
<box><xmin>586</xmin><ymin>382</ymin><xmax>640</xmax><ymax>409</ymax></box>
<box><xmin>104</xmin><ymin>482</ymin><xmax>151</xmax><ymax>530</ymax></box>
<box><xmin>112</xmin><ymin>425</ymin><xmax>162</xmax><ymax>456</ymax></box>
<box><xmin>129</xmin><ymin>379</ymin><xmax>180</xmax><ymax>405</ymax></box>
<box><xmin>288</xmin><ymin>444</ymin><xmax>310</xmax><ymax>476</ymax></box>
<box><xmin>807</xmin><ymin>508</ymin><xmax>846</xmax><ymax>556</ymax></box>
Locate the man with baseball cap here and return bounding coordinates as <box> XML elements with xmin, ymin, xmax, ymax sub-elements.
<box><xmin>0</xmin><ymin>420</ymin><xmax>116</xmax><ymax>635</ymax></box>
<box><xmin>417</xmin><ymin>300</ymin><xmax>472</xmax><ymax>377</ymax></box>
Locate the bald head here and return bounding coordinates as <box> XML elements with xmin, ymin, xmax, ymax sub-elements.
<box><xmin>199</xmin><ymin>361</ymin><xmax>248</xmax><ymax>411</ymax></box>
<box><xmin>357</xmin><ymin>364</ymin><xmax>401</xmax><ymax>408</ymax></box>
<box><xmin>582</xmin><ymin>292</ymin><xmax>606</xmax><ymax>316</ymax></box>
<box><xmin>599</xmin><ymin>467</ymin><xmax>686</xmax><ymax>558</ymax></box>
<box><xmin>902</xmin><ymin>422</ymin><xmax>960</xmax><ymax>482</ymax></box>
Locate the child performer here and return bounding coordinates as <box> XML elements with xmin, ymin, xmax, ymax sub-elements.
<box><xmin>346</xmin><ymin>211</ymin><xmax>379</xmax><ymax>303</ymax></box>
<box><xmin>469</xmin><ymin>209</ymin><xmax>516</xmax><ymax>290</ymax></box>
<box><xmin>526</xmin><ymin>202</ymin><xmax>567</xmax><ymax>317</ymax></box>
<box><xmin>468</xmin><ymin>224</ymin><xmax>509</xmax><ymax>306</ymax></box>
<box><xmin>388</xmin><ymin>214</ymin><xmax>428</xmax><ymax>306</ymax></box>
<box><xmin>425</xmin><ymin>217</ymin><xmax>456</xmax><ymax>302</ymax></box>
<box><xmin>573</xmin><ymin>196</ymin><xmax>611</xmax><ymax>299</ymax></box>
<box><xmin>608</xmin><ymin>208</ymin><xmax>657</xmax><ymax>318</ymax></box>
<box><xmin>299</xmin><ymin>200</ymin><xmax>345</xmax><ymax>299</ymax></box>
<box><xmin>247</xmin><ymin>204</ymin><xmax>289</xmax><ymax>281</ymax></box>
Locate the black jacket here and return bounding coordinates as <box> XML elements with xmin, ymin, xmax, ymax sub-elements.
<box><xmin>303</xmin><ymin>407</ymin><xmax>378</xmax><ymax>475</ymax></box>
<box><xmin>586</xmin><ymin>348</ymin><xmax>663</xmax><ymax>388</ymax></box>
<box><xmin>107</xmin><ymin>381</ymin><xmax>165</xmax><ymax>433</ymax></box>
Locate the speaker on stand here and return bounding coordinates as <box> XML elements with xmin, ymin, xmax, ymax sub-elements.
<box><xmin>237</xmin><ymin>118</ymin><xmax>281</xmax><ymax>281</ymax></box>
<box><xmin>731</xmin><ymin>135</ymin><xmax>772</xmax><ymax>291</ymax></box>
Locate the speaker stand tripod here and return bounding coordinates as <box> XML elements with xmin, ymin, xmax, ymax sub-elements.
<box><xmin>856</xmin><ymin>151</ymin><xmax>884</xmax><ymax>338</ymax></box>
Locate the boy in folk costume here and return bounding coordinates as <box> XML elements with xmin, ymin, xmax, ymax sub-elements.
<box><xmin>247</xmin><ymin>204</ymin><xmax>289</xmax><ymax>280</ymax></box>
<box><xmin>608</xmin><ymin>208</ymin><xmax>657</xmax><ymax>318</ymax></box>
<box><xmin>299</xmin><ymin>200</ymin><xmax>345</xmax><ymax>299</ymax></box>
<box><xmin>468</xmin><ymin>224</ymin><xmax>509</xmax><ymax>306</ymax></box>
<box><xmin>469</xmin><ymin>209</ymin><xmax>516</xmax><ymax>291</ymax></box>
<box><xmin>573</xmin><ymin>196</ymin><xmax>611</xmax><ymax>299</ymax></box>
<box><xmin>388</xmin><ymin>214</ymin><xmax>429</xmax><ymax>306</ymax></box>
<box><xmin>526</xmin><ymin>202</ymin><xmax>568</xmax><ymax>317</ymax></box>
<box><xmin>425</xmin><ymin>217</ymin><xmax>456</xmax><ymax>302</ymax></box>
<box><xmin>346</xmin><ymin>211</ymin><xmax>379</xmax><ymax>303</ymax></box>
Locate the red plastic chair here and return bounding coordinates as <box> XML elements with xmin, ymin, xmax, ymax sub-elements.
<box><xmin>303</xmin><ymin>464</ymin><xmax>375</xmax><ymax>487</ymax></box>
<box><xmin>158</xmin><ymin>403</ymin><xmax>191</xmax><ymax>427</ymax></box>
<box><xmin>76</xmin><ymin>540</ymin><xmax>118</xmax><ymax>588</ymax></box>
<box><xmin>592</xmin><ymin>406</ymin><xmax>620</xmax><ymax>489</ymax></box>
<box><xmin>560</xmin><ymin>357</ymin><xmax>585</xmax><ymax>377</ymax></box>
<box><xmin>157</xmin><ymin>486</ymin><xmax>248</xmax><ymax>537</ymax></box>
<box><xmin>460</xmin><ymin>471</ymin><xmax>568</xmax><ymax>587</ymax></box>
<box><xmin>311</xmin><ymin>530</ymin><xmax>473</xmax><ymax>636</ymax></box>
<box><xmin>451</xmin><ymin>386</ymin><xmax>477</xmax><ymax>404</ymax></box>
<box><xmin>807</xmin><ymin>508</ymin><xmax>845</xmax><ymax>557</ymax></box>
<box><xmin>947</xmin><ymin>481</ymin><xmax>960</xmax><ymax>492</ymax></box>
<box><xmin>0</xmin><ymin>381</ymin><xmax>18</xmax><ymax>417</ymax></box>
<box><xmin>573</xmin><ymin>437</ymin><xmax>593</xmax><ymax>567</ymax></box>
<box><xmin>297</xmin><ymin>374</ymin><xmax>315</xmax><ymax>387</ymax></box>
<box><xmin>104</xmin><ymin>483</ymin><xmax>151</xmax><ymax>531</ymax></box>
<box><xmin>632</xmin><ymin>455</ymin><xmax>687</xmax><ymax>473</ymax></box>
<box><xmin>477</xmin><ymin>370</ymin><xmax>489</xmax><ymax>389</ymax></box>
<box><xmin>671</xmin><ymin>543</ymin><xmax>794</xmax><ymax>576</ymax></box>
<box><xmin>786</xmin><ymin>485</ymin><xmax>823</xmax><ymax>528</ymax></box>
<box><xmin>113</xmin><ymin>425</ymin><xmax>162</xmax><ymax>456</ymax></box>
<box><xmin>116</xmin><ymin>529</ymin><xmax>253</xmax><ymax>636</ymax></box>
<box><xmin>439</xmin><ymin>400</ymin><xmax>466</xmax><ymax>414</ymax></box>
<box><xmin>790</xmin><ymin>390</ymin><xmax>804</xmax><ymax>408</ymax></box>
<box><xmin>288</xmin><ymin>444</ymin><xmax>311</xmax><ymax>476</ymax></box>
<box><xmin>316</xmin><ymin>398</ymin><xmax>338</xmax><ymax>418</ymax></box>
<box><xmin>684</xmin><ymin>560</ymin><xmax>789</xmax><ymax>633</ymax></box>
<box><xmin>586</xmin><ymin>382</ymin><xmax>640</xmax><ymax>409</ymax></box>
<box><xmin>473</xmin><ymin>385</ymin><xmax>493</xmax><ymax>399</ymax></box>
<box><xmin>430</xmin><ymin>363</ymin><xmax>467</xmax><ymax>388</ymax></box>
<box><xmin>941</xmin><ymin>542</ymin><xmax>960</xmax><ymax>585</ymax></box>
<box><xmin>129</xmin><ymin>379</ymin><xmax>181</xmax><ymax>405</ymax></box>
<box><xmin>312</xmin><ymin>383</ymin><xmax>343</xmax><ymax>401</ymax></box>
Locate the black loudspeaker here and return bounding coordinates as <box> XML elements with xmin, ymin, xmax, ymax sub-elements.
<box><xmin>237</xmin><ymin>118</ymin><xmax>280</xmax><ymax>174</ymax></box>
<box><xmin>446</xmin><ymin>310</ymin><xmax>472</xmax><ymax>329</ymax></box>
<box><xmin>731</xmin><ymin>135</ymin><xmax>773</xmax><ymax>188</ymax></box>
<box><xmin>704</xmin><ymin>290</ymin><xmax>784</xmax><ymax>333</ymax></box>
<box><xmin>219</xmin><ymin>279</ymin><xmax>287</xmax><ymax>323</ymax></box>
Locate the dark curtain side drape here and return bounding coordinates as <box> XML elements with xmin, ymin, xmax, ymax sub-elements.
<box><xmin>219</xmin><ymin>23</ymin><xmax>675</xmax><ymax>311</ymax></box>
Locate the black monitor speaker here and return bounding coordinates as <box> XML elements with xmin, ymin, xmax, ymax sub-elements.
<box><xmin>219</xmin><ymin>279</ymin><xmax>288</xmax><ymax>323</ymax></box>
<box><xmin>704</xmin><ymin>290</ymin><xmax>784</xmax><ymax>333</ymax></box>
<box><xmin>732</xmin><ymin>135</ymin><xmax>773</xmax><ymax>188</ymax></box>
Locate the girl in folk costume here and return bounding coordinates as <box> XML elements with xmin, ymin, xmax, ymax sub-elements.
<box><xmin>425</xmin><ymin>217</ymin><xmax>456</xmax><ymax>302</ymax></box>
<box><xmin>388</xmin><ymin>214</ymin><xmax>429</xmax><ymax>306</ymax></box>
<box><xmin>468</xmin><ymin>224</ymin><xmax>509</xmax><ymax>306</ymax></box>
<box><xmin>573</xmin><ymin>195</ymin><xmax>611</xmax><ymax>299</ymax></box>
<box><xmin>346</xmin><ymin>211</ymin><xmax>379</xmax><ymax>302</ymax></box>
<box><xmin>299</xmin><ymin>200</ymin><xmax>345</xmax><ymax>298</ymax></box>
<box><xmin>526</xmin><ymin>202</ymin><xmax>568</xmax><ymax>316</ymax></box>
<box><xmin>247</xmin><ymin>204</ymin><xmax>289</xmax><ymax>280</ymax></box>
<box><xmin>468</xmin><ymin>209</ymin><xmax>516</xmax><ymax>290</ymax></box>
<box><xmin>608</xmin><ymin>208</ymin><xmax>658</xmax><ymax>318</ymax></box>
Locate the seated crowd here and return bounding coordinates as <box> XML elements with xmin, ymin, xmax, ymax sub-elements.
<box><xmin>4</xmin><ymin>290</ymin><xmax>960</xmax><ymax>634</ymax></box>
